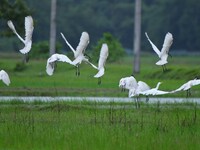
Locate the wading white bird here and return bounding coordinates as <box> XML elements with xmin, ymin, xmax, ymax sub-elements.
<box><xmin>61</xmin><ymin>32</ymin><xmax>97</xmax><ymax>76</ymax></box>
<box><xmin>172</xmin><ymin>78</ymin><xmax>200</xmax><ymax>97</ymax></box>
<box><xmin>93</xmin><ymin>43</ymin><xmax>109</xmax><ymax>84</ymax></box>
<box><xmin>119</xmin><ymin>76</ymin><xmax>137</xmax><ymax>91</ymax></box>
<box><xmin>128</xmin><ymin>81</ymin><xmax>150</xmax><ymax>108</ymax></box>
<box><xmin>46</xmin><ymin>53</ymin><xmax>75</xmax><ymax>76</ymax></box>
<box><xmin>0</xmin><ymin>70</ymin><xmax>11</xmax><ymax>86</ymax></box>
<box><xmin>145</xmin><ymin>32</ymin><xmax>173</xmax><ymax>72</ymax></box>
<box><xmin>7</xmin><ymin>16</ymin><xmax>34</xmax><ymax>62</ymax></box>
<box><xmin>140</xmin><ymin>82</ymin><xmax>169</xmax><ymax>96</ymax></box>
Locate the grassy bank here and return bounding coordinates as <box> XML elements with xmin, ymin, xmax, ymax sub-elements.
<box><xmin>0</xmin><ymin>100</ymin><xmax>199</xmax><ymax>150</ymax></box>
<box><xmin>0</xmin><ymin>53</ymin><xmax>200</xmax><ymax>97</ymax></box>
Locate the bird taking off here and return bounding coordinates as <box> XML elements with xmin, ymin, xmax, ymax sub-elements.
<box><xmin>145</xmin><ymin>32</ymin><xmax>173</xmax><ymax>72</ymax></box>
<box><xmin>94</xmin><ymin>43</ymin><xmax>109</xmax><ymax>85</ymax></box>
<box><xmin>61</xmin><ymin>32</ymin><xmax>96</xmax><ymax>76</ymax></box>
<box><xmin>7</xmin><ymin>16</ymin><xmax>34</xmax><ymax>62</ymax></box>
<box><xmin>0</xmin><ymin>70</ymin><xmax>11</xmax><ymax>86</ymax></box>
<box><xmin>171</xmin><ymin>78</ymin><xmax>200</xmax><ymax>97</ymax></box>
<box><xmin>46</xmin><ymin>53</ymin><xmax>75</xmax><ymax>76</ymax></box>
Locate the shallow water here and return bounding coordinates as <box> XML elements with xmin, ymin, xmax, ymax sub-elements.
<box><xmin>0</xmin><ymin>96</ymin><xmax>200</xmax><ymax>104</ymax></box>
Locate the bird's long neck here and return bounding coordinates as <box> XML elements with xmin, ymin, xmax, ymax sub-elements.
<box><xmin>156</xmin><ymin>82</ymin><xmax>161</xmax><ymax>89</ymax></box>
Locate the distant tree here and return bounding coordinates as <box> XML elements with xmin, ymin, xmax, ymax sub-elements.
<box><xmin>92</xmin><ymin>32</ymin><xmax>125</xmax><ymax>63</ymax></box>
<box><xmin>0</xmin><ymin>0</ymin><xmax>32</xmax><ymax>35</ymax></box>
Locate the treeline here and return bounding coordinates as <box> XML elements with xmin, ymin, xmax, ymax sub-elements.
<box><xmin>1</xmin><ymin>0</ymin><xmax>200</xmax><ymax>52</ymax></box>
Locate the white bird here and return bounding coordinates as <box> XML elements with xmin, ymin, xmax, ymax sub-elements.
<box><xmin>46</xmin><ymin>53</ymin><xmax>75</xmax><ymax>76</ymax></box>
<box><xmin>0</xmin><ymin>70</ymin><xmax>11</xmax><ymax>86</ymax></box>
<box><xmin>119</xmin><ymin>76</ymin><xmax>138</xmax><ymax>91</ymax></box>
<box><xmin>145</xmin><ymin>32</ymin><xmax>173</xmax><ymax>72</ymax></box>
<box><xmin>94</xmin><ymin>43</ymin><xmax>109</xmax><ymax>84</ymax></box>
<box><xmin>129</xmin><ymin>81</ymin><xmax>150</xmax><ymax>98</ymax></box>
<box><xmin>128</xmin><ymin>81</ymin><xmax>150</xmax><ymax>108</ymax></box>
<box><xmin>7</xmin><ymin>16</ymin><xmax>34</xmax><ymax>62</ymax></box>
<box><xmin>140</xmin><ymin>82</ymin><xmax>169</xmax><ymax>96</ymax></box>
<box><xmin>60</xmin><ymin>32</ymin><xmax>97</xmax><ymax>76</ymax></box>
<box><xmin>172</xmin><ymin>78</ymin><xmax>200</xmax><ymax>97</ymax></box>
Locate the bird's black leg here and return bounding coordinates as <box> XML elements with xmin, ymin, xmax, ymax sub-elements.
<box><xmin>188</xmin><ymin>89</ymin><xmax>191</xmax><ymax>97</ymax></box>
<box><xmin>168</xmin><ymin>52</ymin><xmax>172</xmax><ymax>58</ymax></box>
<box><xmin>23</xmin><ymin>53</ymin><xmax>29</xmax><ymax>63</ymax></box>
<box><xmin>137</xmin><ymin>97</ymin><xmax>140</xmax><ymax>108</ymax></box>
<box><xmin>164</xmin><ymin>65</ymin><xmax>167</xmax><ymax>72</ymax></box>
<box><xmin>25</xmin><ymin>53</ymin><xmax>29</xmax><ymax>63</ymax></box>
<box><xmin>146</xmin><ymin>96</ymin><xmax>149</xmax><ymax>102</ymax></box>
<box><xmin>98</xmin><ymin>77</ymin><xmax>101</xmax><ymax>85</ymax></box>
<box><xmin>186</xmin><ymin>89</ymin><xmax>191</xmax><ymax>98</ymax></box>
<box><xmin>162</xmin><ymin>65</ymin><xmax>165</xmax><ymax>72</ymax></box>
<box><xmin>76</xmin><ymin>65</ymin><xmax>80</xmax><ymax>76</ymax></box>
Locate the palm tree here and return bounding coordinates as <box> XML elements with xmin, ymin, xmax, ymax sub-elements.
<box><xmin>133</xmin><ymin>0</ymin><xmax>141</xmax><ymax>73</ymax></box>
<box><xmin>49</xmin><ymin>0</ymin><xmax>57</xmax><ymax>56</ymax></box>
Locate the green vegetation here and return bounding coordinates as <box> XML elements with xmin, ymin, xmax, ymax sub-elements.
<box><xmin>0</xmin><ymin>100</ymin><xmax>199</xmax><ymax>150</ymax></box>
<box><xmin>0</xmin><ymin>53</ymin><xmax>199</xmax><ymax>97</ymax></box>
<box><xmin>92</xmin><ymin>32</ymin><xmax>125</xmax><ymax>63</ymax></box>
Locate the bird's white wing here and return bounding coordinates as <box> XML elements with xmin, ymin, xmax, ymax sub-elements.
<box><xmin>19</xmin><ymin>41</ymin><xmax>32</xmax><ymax>54</ymax></box>
<box><xmin>94</xmin><ymin>43</ymin><xmax>109</xmax><ymax>78</ymax></box>
<box><xmin>137</xmin><ymin>81</ymin><xmax>150</xmax><ymax>92</ymax></box>
<box><xmin>0</xmin><ymin>70</ymin><xmax>11</xmax><ymax>86</ymax></box>
<box><xmin>46</xmin><ymin>59</ymin><xmax>55</xmax><ymax>76</ymax></box>
<box><xmin>60</xmin><ymin>32</ymin><xmax>76</xmax><ymax>54</ymax></box>
<box><xmin>83</xmin><ymin>58</ymin><xmax>98</xmax><ymax>69</ymax></box>
<box><xmin>20</xmin><ymin>16</ymin><xmax>34</xmax><ymax>54</ymax></box>
<box><xmin>140</xmin><ymin>89</ymin><xmax>169</xmax><ymax>96</ymax></box>
<box><xmin>46</xmin><ymin>54</ymin><xmax>73</xmax><ymax>75</ymax></box>
<box><xmin>145</xmin><ymin>32</ymin><xmax>161</xmax><ymax>56</ymax></box>
<box><xmin>24</xmin><ymin>16</ymin><xmax>34</xmax><ymax>43</ymax></box>
<box><xmin>7</xmin><ymin>20</ymin><xmax>25</xmax><ymax>43</ymax></box>
<box><xmin>97</xmin><ymin>43</ymin><xmax>109</xmax><ymax>69</ymax></box>
<box><xmin>94</xmin><ymin>68</ymin><xmax>105</xmax><ymax>78</ymax></box>
<box><xmin>153</xmin><ymin>90</ymin><xmax>169</xmax><ymax>95</ymax></box>
<box><xmin>172</xmin><ymin>82</ymin><xmax>188</xmax><ymax>93</ymax></box>
<box><xmin>71</xmin><ymin>55</ymin><xmax>84</xmax><ymax>66</ymax></box>
<box><xmin>191</xmin><ymin>79</ymin><xmax>200</xmax><ymax>86</ymax></box>
<box><xmin>75</xmin><ymin>32</ymin><xmax>89</xmax><ymax>58</ymax></box>
<box><xmin>52</xmin><ymin>54</ymin><xmax>73</xmax><ymax>64</ymax></box>
<box><xmin>160</xmin><ymin>32</ymin><xmax>173</xmax><ymax>57</ymax></box>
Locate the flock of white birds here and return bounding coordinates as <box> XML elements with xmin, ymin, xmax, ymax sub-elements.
<box><xmin>119</xmin><ymin>31</ymin><xmax>200</xmax><ymax>107</ymax></box>
<box><xmin>1</xmin><ymin>15</ymin><xmax>109</xmax><ymax>87</ymax></box>
<box><xmin>1</xmin><ymin>15</ymin><xmax>200</xmax><ymax>101</ymax></box>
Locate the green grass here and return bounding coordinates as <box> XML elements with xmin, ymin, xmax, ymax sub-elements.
<box><xmin>0</xmin><ymin>100</ymin><xmax>200</xmax><ymax>150</ymax></box>
<box><xmin>0</xmin><ymin>53</ymin><xmax>200</xmax><ymax>97</ymax></box>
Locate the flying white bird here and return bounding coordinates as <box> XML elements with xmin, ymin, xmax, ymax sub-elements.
<box><xmin>60</xmin><ymin>32</ymin><xmax>97</xmax><ymax>76</ymax></box>
<box><xmin>46</xmin><ymin>53</ymin><xmax>75</xmax><ymax>76</ymax></box>
<box><xmin>0</xmin><ymin>70</ymin><xmax>11</xmax><ymax>86</ymax></box>
<box><xmin>93</xmin><ymin>43</ymin><xmax>109</xmax><ymax>84</ymax></box>
<box><xmin>119</xmin><ymin>76</ymin><xmax>137</xmax><ymax>91</ymax></box>
<box><xmin>140</xmin><ymin>82</ymin><xmax>169</xmax><ymax>96</ymax></box>
<box><xmin>145</xmin><ymin>32</ymin><xmax>173</xmax><ymax>72</ymax></box>
<box><xmin>7</xmin><ymin>16</ymin><xmax>34</xmax><ymax>62</ymax></box>
<box><xmin>128</xmin><ymin>81</ymin><xmax>150</xmax><ymax>108</ymax></box>
<box><xmin>172</xmin><ymin>78</ymin><xmax>200</xmax><ymax>97</ymax></box>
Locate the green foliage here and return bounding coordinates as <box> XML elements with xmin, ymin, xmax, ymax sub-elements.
<box><xmin>30</xmin><ymin>41</ymin><xmax>62</xmax><ymax>59</ymax></box>
<box><xmin>13</xmin><ymin>62</ymin><xmax>27</xmax><ymax>72</ymax></box>
<box><xmin>0</xmin><ymin>102</ymin><xmax>200</xmax><ymax>149</ymax></box>
<box><xmin>92</xmin><ymin>32</ymin><xmax>125</xmax><ymax>63</ymax></box>
<box><xmin>0</xmin><ymin>54</ymin><xmax>200</xmax><ymax>97</ymax></box>
<box><xmin>0</xmin><ymin>0</ymin><xmax>32</xmax><ymax>36</ymax></box>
